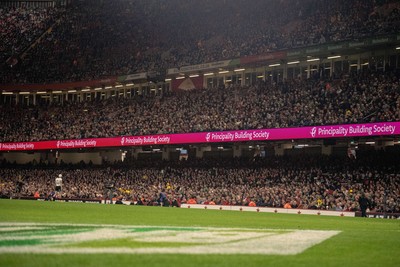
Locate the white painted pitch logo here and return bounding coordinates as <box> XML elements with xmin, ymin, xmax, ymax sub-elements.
<box><xmin>0</xmin><ymin>223</ymin><xmax>340</xmax><ymax>255</ymax></box>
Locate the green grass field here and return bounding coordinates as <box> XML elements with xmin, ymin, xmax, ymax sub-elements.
<box><xmin>0</xmin><ymin>199</ymin><xmax>399</xmax><ymax>267</ymax></box>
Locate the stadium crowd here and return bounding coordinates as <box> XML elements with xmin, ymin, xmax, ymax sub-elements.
<box><xmin>0</xmin><ymin>5</ymin><xmax>62</xmax><ymax>68</ymax></box>
<box><xmin>1</xmin><ymin>0</ymin><xmax>400</xmax><ymax>83</ymax></box>
<box><xmin>1</xmin><ymin>70</ymin><xmax>399</xmax><ymax>142</ymax></box>
<box><xmin>0</xmin><ymin>1</ymin><xmax>399</xmax><ymax>218</ymax></box>
<box><xmin>0</xmin><ymin>152</ymin><xmax>399</xmax><ymax>214</ymax></box>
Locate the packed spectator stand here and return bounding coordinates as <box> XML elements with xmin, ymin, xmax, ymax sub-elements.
<box><xmin>1</xmin><ymin>0</ymin><xmax>400</xmax><ymax>84</ymax></box>
<box><xmin>1</xmin><ymin>70</ymin><xmax>399</xmax><ymax>142</ymax></box>
<box><xmin>0</xmin><ymin>151</ymin><xmax>399</xmax><ymax>214</ymax></box>
<box><xmin>0</xmin><ymin>0</ymin><xmax>399</xmax><ymax>217</ymax></box>
<box><xmin>0</xmin><ymin>5</ymin><xmax>63</xmax><ymax>70</ymax></box>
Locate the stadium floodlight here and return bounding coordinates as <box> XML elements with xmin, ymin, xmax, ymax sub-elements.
<box><xmin>94</xmin><ymin>87</ymin><xmax>102</xmax><ymax>90</ymax></box>
<box><xmin>219</xmin><ymin>70</ymin><xmax>229</xmax><ymax>74</ymax></box>
<box><xmin>19</xmin><ymin>92</ymin><xmax>30</xmax><ymax>95</ymax></box>
<box><xmin>234</xmin><ymin>68</ymin><xmax>245</xmax><ymax>72</ymax></box>
<box><xmin>365</xmin><ymin>141</ymin><xmax>375</xmax><ymax>145</ymax></box>
<box><xmin>52</xmin><ymin>91</ymin><xmax>62</xmax><ymax>94</ymax></box>
<box><xmin>2</xmin><ymin>92</ymin><xmax>13</xmax><ymax>95</ymax></box>
<box><xmin>203</xmin><ymin>72</ymin><xmax>214</xmax><ymax>76</ymax></box>
<box><xmin>165</xmin><ymin>78</ymin><xmax>171</xmax><ymax>82</ymax></box>
<box><xmin>307</xmin><ymin>58</ymin><xmax>320</xmax><ymax>62</ymax></box>
<box><xmin>115</xmin><ymin>85</ymin><xmax>123</xmax><ymax>88</ymax></box>
<box><xmin>104</xmin><ymin>86</ymin><xmax>112</xmax><ymax>89</ymax></box>
<box><xmin>294</xmin><ymin>144</ymin><xmax>309</xmax><ymax>148</ymax></box>
<box><xmin>287</xmin><ymin>61</ymin><xmax>300</xmax><ymax>65</ymax></box>
<box><xmin>36</xmin><ymin>91</ymin><xmax>47</xmax><ymax>94</ymax></box>
<box><xmin>268</xmin><ymin>63</ymin><xmax>280</xmax><ymax>67</ymax></box>
<box><xmin>189</xmin><ymin>74</ymin><xmax>199</xmax><ymax>78</ymax></box>
<box><xmin>176</xmin><ymin>76</ymin><xmax>185</xmax><ymax>80</ymax></box>
<box><xmin>125</xmin><ymin>83</ymin><xmax>134</xmax><ymax>86</ymax></box>
<box><xmin>327</xmin><ymin>55</ymin><xmax>341</xmax><ymax>59</ymax></box>
<box><xmin>81</xmin><ymin>89</ymin><xmax>90</xmax><ymax>92</ymax></box>
<box><xmin>396</xmin><ymin>47</ymin><xmax>400</xmax><ymax>50</ymax></box>
<box><xmin>67</xmin><ymin>90</ymin><xmax>77</xmax><ymax>93</ymax></box>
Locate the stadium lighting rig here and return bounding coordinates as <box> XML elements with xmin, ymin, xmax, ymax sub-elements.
<box><xmin>327</xmin><ymin>55</ymin><xmax>341</xmax><ymax>59</ymax></box>
<box><xmin>268</xmin><ymin>63</ymin><xmax>281</xmax><ymax>67</ymax></box>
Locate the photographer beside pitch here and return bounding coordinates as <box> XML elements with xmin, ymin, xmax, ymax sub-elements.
<box><xmin>14</xmin><ymin>175</ymin><xmax>25</xmax><ymax>199</ymax></box>
<box><xmin>104</xmin><ymin>178</ymin><xmax>115</xmax><ymax>204</ymax></box>
<box><xmin>358</xmin><ymin>193</ymin><xmax>371</xmax><ymax>218</ymax></box>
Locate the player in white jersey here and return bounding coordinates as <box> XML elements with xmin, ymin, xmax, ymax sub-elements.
<box><xmin>55</xmin><ymin>174</ymin><xmax>63</xmax><ymax>197</ymax></box>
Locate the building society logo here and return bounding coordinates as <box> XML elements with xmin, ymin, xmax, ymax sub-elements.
<box><xmin>56</xmin><ymin>141</ymin><xmax>60</xmax><ymax>148</ymax></box>
<box><xmin>205</xmin><ymin>133</ymin><xmax>211</xmax><ymax>142</ymax></box>
<box><xmin>121</xmin><ymin>137</ymin><xmax>125</xmax><ymax>146</ymax></box>
<box><xmin>0</xmin><ymin>223</ymin><xmax>339</xmax><ymax>255</ymax></box>
<box><xmin>310</xmin><ymin>127</ymin><xmax>317</xmax><ymax>137</ymax></box>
